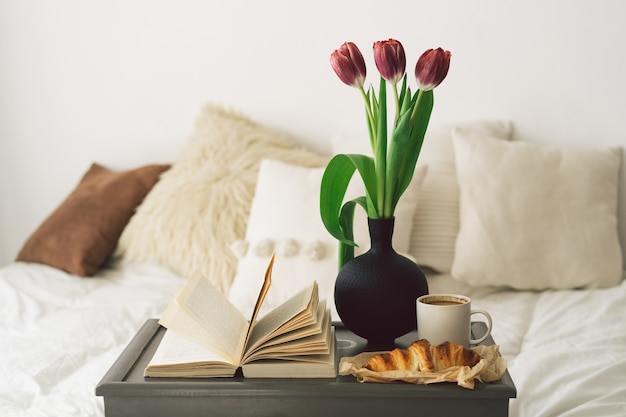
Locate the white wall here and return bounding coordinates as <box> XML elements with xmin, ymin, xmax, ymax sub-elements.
<box><xmin>1</xmin><ymin>0</ymin><xmax>625</xmax><ymax>266</ymax></box>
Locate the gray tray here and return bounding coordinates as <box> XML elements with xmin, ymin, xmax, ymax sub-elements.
<box><xmin>96</xmin><ymin>319</ymin><xmax>516</xmax><ymax>417</ymax></box>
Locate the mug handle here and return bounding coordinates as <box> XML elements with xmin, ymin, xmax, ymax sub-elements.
<box><xmin>469</xmin><ymin>310</ymin><xmax>493</xmax><ymax>345</ymax></box>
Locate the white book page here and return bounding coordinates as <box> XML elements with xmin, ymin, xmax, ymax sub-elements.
<box><xmin>148</xmin><ymin>329</ymin><xmax>236</xmax><ymax>367</ymax></box>
<box><xmin>243</xmin><ymin>282</ymin><xmax>317</xmax><ymax>358</ymax></box>
<box><xmin>241</xmin><ymin>327</ymin><xmax>337</xmax><ymax>378</ymax></box>
<box><xmin>158</xmin><ymin>294</ymin><xmax>235</xmax><ymax>361</ymax></box>
<box><xmin>176</xmin><ymin>275</ymin><xmax>248</xmax><ymax>364</ymax></box>
<box><xmin>244</xmin><ymin>306</ymin><xmax>331</xmax><ymax>362</ymax></box>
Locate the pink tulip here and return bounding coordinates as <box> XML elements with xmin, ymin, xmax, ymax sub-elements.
<box><xmin>330</xmin><ymin>42</ymin><xmax>367</xmax><ymax>88</ymax></box>
<box><xmin>373</xmin><ymin>39</ymin><xmax>406</xmax><ymax>84</ymax></box>
<box><xmin>415</xmin><ymin>48</ymin><xmax>451</xmax><ymax>91</ymax></box>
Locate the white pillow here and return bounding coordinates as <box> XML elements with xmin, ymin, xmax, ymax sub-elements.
<box><xmin>227</xmin><ymin>159</ymin><xmax>427</xmax><ymax>320</ymax></box>
<box><xmin>332</xmin><ymin>121</ymin><xmax>513</xmax><ymax>273</ymax></box>
<box><xmin>451</xmin><ymin>133</ymin><xmax>623</xmax><ymax>290</ymax></box>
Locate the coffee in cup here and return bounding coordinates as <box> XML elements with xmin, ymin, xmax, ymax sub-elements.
<box><xmin>416</xmin><ymin>294</ymin><xmax>492</xmax><ymax>347</ymax></box>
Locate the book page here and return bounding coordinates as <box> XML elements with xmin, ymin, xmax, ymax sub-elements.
<box><xmin>243</xmin><ymin>254</ymin><xmax>274</xmax><ymax>349</ymax></box>
<box><xmin>176</xmin><ymin>274</ymin><xmax>248</xmax><ymax>364</ymax></box>
<box><xmin>246</xmin><ymin>300</ymin><xmax>330</xmax><ymax>355</ymax></box>
<box><xmin>148</xmin><ymin>329</ymin><xmax>235</xmax><ymax>367</ymax></box>
<box><xmin>243</xmin><ymin>281</ymin><xmax>318</xmax><ymax>360</ymax></box>
<box><xmin>244</xmin><ymin>306</ymin><xmax>331</xmax><ymax>362</ymax></box>
<box><xmin>248</xmin><ymin>324</ymin><xmax>334</xmax><ymax>363</ymax></box>
<box><xmin>241</xmin><ymin>327</ymin><xmax>337</xmax><ymax>378</ymax></box>
<box><xmin>145</xmin><ymin>330</ymin><xmax>238</xmax><ymax>377</ymax></box>
<box><xmin>157</xmin><ymin>295</ymin><xmax>233</xmax><ymax>361</ymax></box>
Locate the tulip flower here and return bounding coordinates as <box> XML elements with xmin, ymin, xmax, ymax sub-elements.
<box><xmin>415</xmin><ymin>48</ymin><xmax>451</xmax><ymax>91</ymax></box>
<box><xmin>322</xmin><ymin>39</ymin><xmax>451</xmax><ymax>268</ymax></box>
<box><xmin>330</xmin><ymin>42</ymin><xmax>366</xmax><ymax>88</ymax></box>
<box><xmin>373</xmin><ymin>39</ymin><xmax>406</xmax><ymax>85</ymax></box>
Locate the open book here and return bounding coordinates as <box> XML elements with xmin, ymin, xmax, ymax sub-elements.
<box><xmin>144</xmin><ymin>255</ymin><xmax>336</xmax><ymax>378</ymax></box>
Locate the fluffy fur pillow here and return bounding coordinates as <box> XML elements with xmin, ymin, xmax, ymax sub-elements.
<box><xmin>115</xmin><ymin>104</ymin><xmax>328</xmax><ymax>293</ymax></box>
<box><xmin>16</xmin><ymin>163</ymin><xmax>169</xmax><ymax>276</ymax></box>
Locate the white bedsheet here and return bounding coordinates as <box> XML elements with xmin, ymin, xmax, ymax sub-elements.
<box><xmin>429</xmin><ymin>273</ymin><xmax>626</xmax><ymax>416</ymax></box>
<box><xmin>1</xmin><ymin>262</ymin><xmax>625</xmax><ymax>416</ymax></box>
<box><xmin>0</xmin><ymin>261</ymin><xmax>186</xmax><ymax>417</ymax></box>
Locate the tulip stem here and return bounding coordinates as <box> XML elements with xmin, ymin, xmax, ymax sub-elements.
<box><xmin>392</xmin><ymin>83</ymin><xmax>401</xmax><ymax>127</ymax></box>
<box><xmin>359</xmin><ymin>86</ymin><xmax>376</xmax><ymax>154</ymax></box>
<box><xmin>375</xmin><ymin>77</ymin><xmax>387</xmax><ymax>218</ymax></box>
<box><xmin>411</xmin><ymin>89</ymin><xmax>425</xmax><ymax>127</ymax></box>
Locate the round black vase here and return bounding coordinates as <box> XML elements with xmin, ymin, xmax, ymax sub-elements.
<box><xmin>334</xmin><ymin>217</ymin><xmax>429</xmax><ymax>350</ymax></box>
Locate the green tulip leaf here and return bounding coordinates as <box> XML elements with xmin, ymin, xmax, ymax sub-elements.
<box><xmin>396</xmin><ymin>89</ymin><xmax>433</xmax><ymax>194</ymax></box>
<box><xmin>320</xmin><ymin>154</ymin><xmax>378</xmax><ymax>246</ymax></box>
<box><xmin>337</xmin><ymin>196</ymin><xmax>368</xmax><ymax>268</ymax></box>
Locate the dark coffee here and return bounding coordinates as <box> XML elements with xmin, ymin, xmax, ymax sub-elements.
<box><xmin>426</xmin><ymin>300</ymin><xmax>464</xmax><ymax>306</ymax></box>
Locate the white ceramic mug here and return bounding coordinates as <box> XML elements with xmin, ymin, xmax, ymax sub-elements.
<box><xmin>416</xmin><ymin>294</ymin><xmax>492</xmax><ymax>347</ymax></box>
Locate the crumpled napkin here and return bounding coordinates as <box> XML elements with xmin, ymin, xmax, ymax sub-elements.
<box><xmin>338</xmin><ymin>344</ymin><xmax>507</xmax><ymax>389</ymax></box>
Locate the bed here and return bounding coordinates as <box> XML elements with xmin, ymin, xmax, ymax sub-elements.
<box><xmin>1</xmin><ymin>105</ymin><xmax>625</xmax><ymax>416</ymax></box>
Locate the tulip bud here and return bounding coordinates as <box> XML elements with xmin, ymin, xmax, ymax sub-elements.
<box><xmin>330</xmin><ymin>42</ymin><xmax>367</xmax><ymax>88</ymax></box>
<box><xmin>415</xmin><ymin>48</ymin><xmax>451</xmax><ymax>91</ymax></box>
<box><xmin>373</xmin><ymin>39</ymin><xmax>406</xmax><ymax>84</ymax></box>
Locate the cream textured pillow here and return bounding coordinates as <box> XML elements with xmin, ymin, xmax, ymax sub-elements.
<box><xmin>451</xmin><ymin>134</ymin><xmax>623</xmax><ymax>290</ymax></box>
<box><xmin>116</xmin><ymin>104</ymin><xmax>328</xmax><ymax>293</ymax></box>
<box><xmin>227</xmin><ymin>159</ymin><xmax>427</xmax><ymax>321</ymax></box>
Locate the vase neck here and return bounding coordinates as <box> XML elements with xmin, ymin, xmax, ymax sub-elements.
<box><xmin>367</xmin><ymin>217</ymin><xmax>395</xmax><ymax>253</ymax></box>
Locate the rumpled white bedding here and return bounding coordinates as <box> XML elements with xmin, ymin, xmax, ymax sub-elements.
<box><xmin>428</xmin><ymin>273</ymin><xmax>626</xmax><ymax>417</ymax></box>
<box><xmin>0</xmin><ymin>261</ymin><xmax>186</xmax><ymax>417</ymax></box>
<box><xmin>1</xmin><ymin>262</ymin><xmax>625</xmax><ymax>416</ymax></box>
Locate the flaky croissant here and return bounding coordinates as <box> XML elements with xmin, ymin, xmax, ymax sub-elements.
<box><xmin>363</xmin><ymin>340</ymin><xmax>481</xmax><ymax>373</ymax></box>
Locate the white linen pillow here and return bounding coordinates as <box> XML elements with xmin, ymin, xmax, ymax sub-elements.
<box><xmin>227</xmin><ymin>159</ymin><xmax>427</xmax><ymax>320</ymax></box>
<box><xmin>332</xmin><ymin>121</ymin><xmax>513</xmax><ymax>273</ymax></box>
<box><xmin>451</xmin><ymin>133</ymin><xmax>623</xmax><ymax>290</ymax></box>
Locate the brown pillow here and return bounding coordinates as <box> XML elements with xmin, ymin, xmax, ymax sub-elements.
<box><xmin>16</xmin><ymin>163</ymin><xmax>170</xmax><ymax>276</ymax></box>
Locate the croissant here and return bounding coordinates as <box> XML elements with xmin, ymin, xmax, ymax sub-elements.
<box><xmin>363</xmin><ymin>339</ymin><xmax>481</xmax><ymax>373</ymax></box>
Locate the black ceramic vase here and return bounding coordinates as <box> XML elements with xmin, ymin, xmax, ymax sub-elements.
<box><xmin>334</xmin><ymin>217</ymin><xmax>429</xmax><ymax>350</ymax></box>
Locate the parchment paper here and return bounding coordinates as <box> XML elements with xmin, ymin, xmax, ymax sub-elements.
<box><xmin>338</xmin><ymin>344</ymin><xmax>507</xmax><ymax>389</ymax></box>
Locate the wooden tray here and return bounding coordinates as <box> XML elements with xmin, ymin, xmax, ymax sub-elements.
<box><xmin>96</xmin><ymin>319</ymin><xmax>516</xmax><ymax>417</ymax></box>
